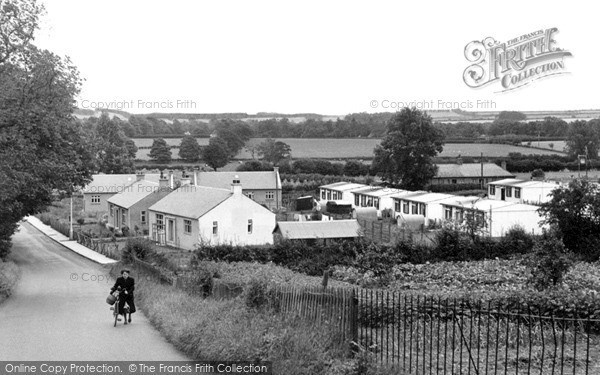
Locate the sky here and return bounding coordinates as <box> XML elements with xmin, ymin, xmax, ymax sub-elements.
<box><xmin>34</xmin><ymin>0</ymin><xmax>598</xmax><ymax>116</ymax></box>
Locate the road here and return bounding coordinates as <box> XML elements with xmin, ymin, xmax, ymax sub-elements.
<box><xmin>0</xmin><ymin>222</ymin><xmax>189</xmax><ymax>360</ymax></box>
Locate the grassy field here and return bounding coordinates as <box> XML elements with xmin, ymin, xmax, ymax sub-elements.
<box><xmin>521</xmin><ymin>140</ymin><xmax>567</xmax><ymax>152</ymax></box>
<box><xmin>132</xmin><ymin>137</ymin><xmax>565</xmax><ymax>161</ymax></box>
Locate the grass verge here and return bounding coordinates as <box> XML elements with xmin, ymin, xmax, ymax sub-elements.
<box><xmin>111</xmin><ymin>262</ymin><xmax>399</xmax><ymax>375</ymax></box>
<box><xmin>0</xmin><ymin>261</ymin><xmax>20</xmax><ymax>305</ymax></box>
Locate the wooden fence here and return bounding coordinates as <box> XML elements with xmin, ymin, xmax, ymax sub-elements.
<box><xmin>73</xmin><ymin>231</ymin><xmax>121</xmax><ymax>260</ymax></box>
<box><xmin>357</xmin><ymin>219</ymin><xmax>437</xmax><ymax>246</ymax></box>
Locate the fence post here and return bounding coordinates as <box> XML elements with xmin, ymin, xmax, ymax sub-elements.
<box><xmin>349</xmin><ymin>289</ymin><xmax>359</xmax><ymax>355</ymax></box>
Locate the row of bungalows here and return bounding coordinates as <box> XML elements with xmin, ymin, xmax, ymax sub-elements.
<box><xmin>318</xmin><ymin>181</ymin><xmax>548</xmax><ymax>238</ymax></box>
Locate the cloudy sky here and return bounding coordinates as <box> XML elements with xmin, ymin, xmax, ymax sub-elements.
<box><xmin>35</xmin><ymin>0</ymin><xmax>597</xmax><ymax>115</ymax></box>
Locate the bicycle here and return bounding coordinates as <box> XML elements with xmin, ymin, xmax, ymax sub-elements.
<box><xmin>109</xmin><ymin>287</ymin><xmax>130</xmax><ymax>327</ymax></box>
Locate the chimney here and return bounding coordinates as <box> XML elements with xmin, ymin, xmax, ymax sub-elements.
<box><xmin>501</xmin><ymin>160</ymin><xmax>507</xmax><ymax>170</ymax></box>
<box><xmin>159</xmin><ymin>170</ymin><xmax>169</xmax><ymax>189</ymax></box>
<box><xmin>231</xmin><ymin>175</ymin><xmax>242</xmax><ymax>196</ymax></box>
<box><xmin>273</xmin><ymin>166</ymin><xmax>279</xmax><ymax>174</ymax></box>
<box><xmin>136</xmin><ymin>171</ymin><xmax>145</xmax><ymax>182</ymax></box>
<box><xmin>193</xmin><ymin>166</ymin><xmax>200</xmax><ymax>186</ymax></box>
<box><xmin>168</xmin><ymin>170</ymin><xmax>174</xmax><ymax>189</ymax></box>
<box><xmin>180</xmin><ymin>173</ymin><xmax>191</xmax><ymax>186</ymax></box>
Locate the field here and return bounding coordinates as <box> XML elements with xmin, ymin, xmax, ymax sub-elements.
<box><xmin>521</xmin><ymin>140</ymin><xmax>567</xmax><ymax>152</ymax></box>
<box><xmin>132</xmin><ymin>137</ymin><xmax>565</xmax><ymax>161</ymax></box>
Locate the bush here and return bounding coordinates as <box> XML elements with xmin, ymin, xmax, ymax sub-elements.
<box><xmin>525</xmin><ymin>230</ymin><xmax>574</xmax><ymax>290</ymax></box>
<box><xmin>244</xmin><ymin>278</ymin><xmax>270</xmax><ymax>310</ymax></box>
<box><xmin>122</xmin><ymin>238</ymin><xmax>155</xmax><ymax>262</ymax></box>
<box><xmin>496</xmin><ymin>225</ymin><xmax>535</xmax><ymax>256</ymax></box>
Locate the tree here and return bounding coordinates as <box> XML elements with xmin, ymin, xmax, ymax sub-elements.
<box><xmin>566</xmin><ymin>120</ymin><xmax>600</xmax><ymax>160</ymax></box>
<box><xmin>203</xmin><ymin>137</ymin><xmax>229</xmax><ymax>171</ymax></box>
<box><xmin>530</xmin><ymin>169</ymin><xmax>545</xmax><ymax>180</ymax></box>
<box><xmin>538</xmin><ymin>179</ymin><xmax>600</xmax><ymax>261</ymax></box>
<box><xmin>344</xmin><ymin>160</ymin><xmax>369</xmax><ymax>176</ymax></box>
<box><xmin>497</xmin><ymin>111</ymin><xmax>527</xmax><ymax>121</ymax></box>
<box><xmin>94</xmin><ymin>113</ymin><xmax>136</xmax><ymax>173</ymax></box>
<box><xmin>0</xmin><ymin>0</ymin><xmax>94</xmax><ymax>259</ymax></box>
<box><xmin>525</xmin><ymin>229</ymin><xmax>573</xmax><ymax>290</ymax></box>
<box><xmin>178</xmin><ymin>134</ymin><xmax>201</xmax><ymax>162</ymax></box>
<box><xmin>256</xmin><ymin>138</ymin><xmax>291</xmax><ymax>164</ymax></box>
<box><xmin>149</xmin><ymin>138</ymin><xmax>172</xmax><ymax>163</ymax></box>
<box><xmin>372</xmin><ymin>108</ymin><xmax>444</xmax><ymax>190</ymax></box>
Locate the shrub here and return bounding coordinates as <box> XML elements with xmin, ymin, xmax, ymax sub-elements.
<box><xmin>496</xmin><ymin>225</ymin><xmax>535</xmax><ymax>256</ymax></box>
<box><xmin>244</xmin><ymin>277</ymin><xmax>270</xmax><ymax>310</ymax></box>
<box><xmin>525</xmin><ymin>230</ymin><xmax>574</xmax><ymax>290</ymax></box>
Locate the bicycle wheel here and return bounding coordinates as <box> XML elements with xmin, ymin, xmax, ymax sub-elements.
<box><xmin>113</xmin><ymin>297</ymin><xmax>119</xmax><ymax>327</ymax></box>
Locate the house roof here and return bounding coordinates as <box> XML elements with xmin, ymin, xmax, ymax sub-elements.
<box><xmin>397</xmin><ymin>192</ymin><xmax>456</xmax><ymax>204</ymax></box>
<box><xmin>442</xmin><ymin>197</ymin><xmax>517</xmax><ymax>211</ymax></box>
<box><xmin>434</xmin><ymin>163</ymin><xmax>514</xmax><ymax>179</ymax></box>
<box><xmin>274</xmin><ymin>220</ymin><xmax>362</xmax><ymax>240</ymax></box>
<box><xmin>196</xmin><ymin>171</ymin><xmax>281</xmax><ymax>190</ymax></box>
<box><xmin>83</xmin><ymin>174</ymin><xmax>161</xmax><ymax>194</ymax></box>
<box><xmin>319</xmin><ymin>182</ymin><xmax>368</xmax><ymax>191</ymax></box>
<box><xmin>351</xmin><ymin>186</ymin><xmax>399</xmax><ymax>197</ymax></box>
<box><xmin>492</xmin><ymin>203</ymin><xmax>541</xmax><ymax>213</ymax></box>
<box><xmin>489</xmin><ymin>179</ymin><xmax>561</xmax><ymax>190</ymax></box>
<box><xmin>107</xmin><ymin>180</ymin><xmax>163</xmax><ymax>209</ymax></box>
<box><xmin>148</xmin><ymin>185</ymin><xmax>232</xmax><ymax>219</ymax></box>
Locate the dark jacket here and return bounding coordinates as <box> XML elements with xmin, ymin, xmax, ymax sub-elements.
<box><xmin>111</xmin><ymin>276</ymin><xmax>135</xmax><ymax>295</ymax></box>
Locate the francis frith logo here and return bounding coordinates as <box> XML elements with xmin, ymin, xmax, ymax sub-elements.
<box><xmin>463</xmin><ymin>28</ymin><xmax>572</xmax><ymax>92</ymax></box>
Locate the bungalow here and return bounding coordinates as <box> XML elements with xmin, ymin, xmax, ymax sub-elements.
<box><xmin>487</xmin><ymin>178</ymin><xmax>560</xmax><ymax>204</ymax></box>
<box><xmin>193</xmin><ymin>168</ymin><xmax>282</xmax><ymax>210</ymax></box>
<box><xmin>82</xmin><ymin>172</ymin><xmax>161</xmax><ymax>213</ymax></box>
<box><xmin>107</xmin><ymin>177</ymin><xmax>172</xmax><ymax>235</ymax></box>
<box><xmin>430</xmin><ymin>163</ymin><xmax>515</xmax><ymax>187</ymax></box>
<box><xmin>148</xmin><ymin>177</ymin><xmax>276</xmax><ymax>249</ymax></box>
<box><xmin>351</xmin><ymin>186</ymin><xmax>400</xmax><ymax>218</ymax></box>
<box><xmin>392</xmin><ymin>192</ymin><xmax>456</xmax><ymax>227</ymax></box>
<box><xmin>318</xmin><ymin>182</ymin><xmax>367</xmax><ymax>207</ymax></box>
<box><xmin>440</xmin><ymin>198</ymin><xmax>544</xmax><ymax>237</ymax></box>
<box><xmin>273</xmin><ymin>219</ymin><xmax>362</xmax><ymax>244</ymax></box>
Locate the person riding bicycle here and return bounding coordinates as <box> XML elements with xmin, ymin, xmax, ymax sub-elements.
<box><xmin>110</xmin><ymin>269</ymin><xmax>136</xmax><ymax>323</ymax></box>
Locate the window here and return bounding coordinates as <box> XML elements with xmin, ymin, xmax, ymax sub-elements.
<box><xmin>326</xmin><ymin>190</ymin><xmax>331</xmax><ymax>200</ymax></box>
<box><xmin>455</xmin><ymin>209</ymin><xmax>463</xmax><ymax>221</ymax></box>
<box><xmin>156</xmin><ymin>214</ymin><xmax>164</xmax><ymax>230</ymax></box>
<box><xmin>121</xmin><ymin>210</ymin><xmax>127</xmax><ymax>226</ymax></box>
<box><xmin>403</xmin><ymin>201</ymin><xmax>409</xmax><ymax>214</ymax></box>
<box><xmin>266</xmin><ymin>191</ymin><xmax>275</xmax><ymax>200</ymax></box>
<box><xmin>354</xmin><ymin>194</ymin><xmax>360</xmax><ymax>206</ymax></box>
<box><xmin>444</xmin><ymin>207</ymin><xmax>452</xmax><ymax>220</ymax></box>
<box><xmin>394</xmin><ymin>200</ymin><xmax>401</xmax><ymax>212</ymax></box>
<box><xmin>91</xmin><ymin>195</ymin><xmax>100</xmax><ymax>205</ymax></box>
<box><xmin>110</xmin><ymin>205</ymin><xmax>114</xmax><ymax>217</ymax></box>
<box><xmin>367</xmin><ymin>196</ymin><xmax>373</xmax><ymax>207</ymax></box>
<box><xmin>360</xmin><ymin>195</ymin><xmax>367</xmax><ymax>207</ymax></box>
<box><xmin>489</xmin><ymin>185</ymin><xmax>496</xmax><ymax>195</ymax></box>
<box><xmin>247</xmin><ymin>219</ymin><xmax>253</xmax><ymax>234</ymax></box>
<box><xmin>184</xmin><ymin>219</ymin><xmax>192</xmax><ymax>234</ymax></box>
<box><xmin>321</xmin><ymin>190</ymin><xmax>326</xmax><ymax>200</ymax></box>
<box><xmin>451</xmin><ymin>179</ymin><xmax>457</xmax><ymax>184</ymax></box>
<box><xmin>514</xmin><ymin>188</ymin><xmax>521</xmax><ymax>199</ymax></box>
<box><xmin>140</xmin><ymin>211</ymin><xmax>146</xmax><ymax>224</ymax></box>
<box><xmin>411</xmin><ymin>203</ymin><xmax>418</xmax><ymax>215</ymax></box>
<box><xmin>419</xmin><ymin>204</ymin><xmax>426</xmax><ymax>216</ymax></box>
<box><xmin>506</xmin><ymin>187</ymin><xmax>512</xmax><ymax>198</ymax></box>
<box><xmin>374</xmin><ymin>198</ymin><xmax>380</xmax><ymax>210</ymax></box>
<box><xmin>212</xmin><ymin>221</ymin><xmax>218</xmax><ymax>235</ymax></box>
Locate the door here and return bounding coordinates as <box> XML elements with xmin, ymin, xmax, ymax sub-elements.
<box><xmin>500</xmin><ymin>188</ymin><xmax>505</xmax><ymax>201</ymax></box>
<box><xmin>167</xmin><ymin>218</ymin><xmax>175</xmax><ymax>244</ymax></box>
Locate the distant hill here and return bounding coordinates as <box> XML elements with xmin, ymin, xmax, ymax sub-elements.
<box><xmin>73</xmin><ymin>108</ymin><xmax>600</xmax><ymax>123</ymax></box>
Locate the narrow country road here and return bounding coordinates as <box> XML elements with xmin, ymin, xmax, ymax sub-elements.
<box><xmin>0</xmin><ymin>222</ymin><xmax>189</xmax><ymax>360</ymax></box>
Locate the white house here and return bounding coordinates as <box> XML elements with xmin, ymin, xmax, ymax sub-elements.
<box><xmin>392</xmin><ymin>192</ymin><xmax>456</xmax><ymax>227</ymax></box>
<box><xmin>439</xmin><ymin>197</ymin><xmax>544</xmax><ymax>237</ymax></box>
<box><xmin>487</xmin><ymin>178</ymin><xmax>560</xmax><ymax>204</ymax></box>
<box><xmin>148</xmin><ymin>177</ymin><xmax>276</xmax><ymax>249</ymax></box>
<box><xmin>351</xmin><ymin>186</ymin><xmax>400</xmax><ymax>218</ymax></box>
<box><xmin>318</xmin><ymin>182</ymin><xmax>367</xmax><ymax>208</ymax></box>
